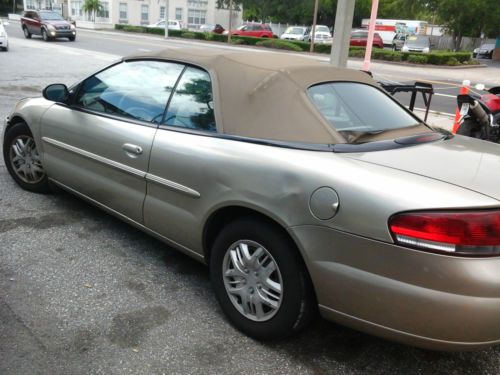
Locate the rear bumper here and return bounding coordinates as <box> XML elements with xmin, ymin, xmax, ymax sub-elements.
<box><xmin>290</xmin><ymin>225</ymin><xmax>500</xmax><ymax>351</ymax></box>
<box><xmin>0</xmin><ymin>36</ymin><xmax>8</xmax><ymax>47</ymax></box>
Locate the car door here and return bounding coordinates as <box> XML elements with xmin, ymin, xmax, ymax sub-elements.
<box><xmin>41</xmin><ymin>59</ymin><xmax>185</xmax><ymax>223</ymax></box>
<box><xmin>144</xmin><ymin>66</ymin><xmax>217</xmax><ymax>251</ymax></box>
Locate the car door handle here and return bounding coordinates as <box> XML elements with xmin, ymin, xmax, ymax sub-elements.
<box><xmin>122</xmin><ymin>143</ymin><xmax>143</xmax><ymax>156</ymax></box>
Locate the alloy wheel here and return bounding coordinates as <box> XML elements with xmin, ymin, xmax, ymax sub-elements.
<box><xmin>9</xmin><ymin>135</ymin><xmax>45</xmax><ymax>184</ymax></box>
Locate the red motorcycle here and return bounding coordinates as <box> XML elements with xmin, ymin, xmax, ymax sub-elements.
<box><xmin>456</xmin><ymin>87</ymin><xmax>500</xmax><ymax>143</ymax></box>
<box><xmin>481</xmin><ymin>86</ymin><xmax>500</xmax><ymax>124</ymax></box>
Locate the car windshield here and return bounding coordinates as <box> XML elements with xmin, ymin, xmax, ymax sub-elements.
<box><xmin>286</xmin><ymin>27</ymin><xmax>304</xmax><ymax>35</ymax></box>
<box><xmin>316</xmin><ymin>26</ymin><xmax>330</xmax><ymax>33</ymax></box>
<box><xmin>405</xmin><ymin>36</ymin><xmax>429</xmax><ymax>47</ymax></box>
<box><xmin>308</xmin><ymin>82</ymin><xmax>419</xmax><ymax>142</ymax></box>
<box><xmin>40</xmin><ymin>11</ymin><xmax>64</xmax><ymax>21</ymax></box>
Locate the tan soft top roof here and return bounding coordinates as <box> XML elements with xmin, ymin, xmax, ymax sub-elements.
<box><xmin>125</xmin><ymin>48</ymin><xmax>422</xmax><ymax>144</ymax></box>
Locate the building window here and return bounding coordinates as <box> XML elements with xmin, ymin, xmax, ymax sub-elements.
<box><xmin>160</xmin><ymin>6</ymin><xmax>165</xmax><ymax>20</ymax></box>
<box><xmin>26</xmin><ymin>0</ymin><xmax>36</xmax><ymax>10</ymax></box>
<box><xmin>119</xmin><ymin>3</ymin><xmax>127</xmax><ymax>22</ymax></box>
<box><xmin>187</xmin><ymin>9</ymin><xmax>205</xmax><ymax>27</ymax></box>
<box><xmin>98</xmin><ymin>1</ymin><xmax>109</xmax><ymax>18</ymax></box>
<box><xmin>175</xmin><ymin>7</ymin><xmax>182</xmax><ymax>21</ymax></box>
<box><xmin>187</xmin><ymin>0</ymin><xmax>208</xmax><ymax>7</ymax></box>
<box><xmin>71</xmin><ymin>1</ymin><xmax>82</xmax><ymax>16</ymax></box>
<box><xmin>141</xmin><ymin>4</ymin><xmax>149</xmax><ymax>24</ymax></box>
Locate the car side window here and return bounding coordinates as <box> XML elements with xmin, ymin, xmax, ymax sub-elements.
<box><xmin>74</xmin><ymin>60</ymin><xmax>184</xmax><ymax>124</ymax></box>
<box><xmin>162</xmin><ymin>67</ymin><xmax>216</xmax><ymax>132</ymax></box>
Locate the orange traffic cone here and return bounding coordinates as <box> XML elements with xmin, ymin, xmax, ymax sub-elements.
<box><xmin>452</xmin><ymin>80</ymin><xmax>471</xmax><ymax>133</ymax></box>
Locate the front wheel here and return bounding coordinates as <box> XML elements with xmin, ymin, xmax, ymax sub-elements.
<box><xmin>68</xmin><ymin>36</ymin><xmax>76</xmax><ymax>41</ymax></box>
<box><xmin>3</xmin><ymin>122</ymin><xmax>50</xmax><ymax>193</ymax></box>
<box><xmin>23</xmin><ymin>26</ymin><xmax>32</xmax><ymax>39</ymax></box>
<box><xmin>210</xmin><ymin>218</ymin><xmax>315</xmax><ymax>340</ymax></box>
<box><xmin>42</xmin><ymin>29</ymin><xmax>50</xmax><ymax>41</ymax></box>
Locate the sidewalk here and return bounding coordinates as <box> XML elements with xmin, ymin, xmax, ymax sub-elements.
<box><xmin>415</xmin><ymin>110</ymin><xmax>454</xmax><ymax>131</ymax></box>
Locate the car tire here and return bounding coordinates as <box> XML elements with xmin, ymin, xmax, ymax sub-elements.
<box><xmin>68</xmin><ymin>36</ymin><xmax>76</xmax><ymax>41</ymax></box>
<box><xmin>42</xmin><ymin>29</ymin><xmax>50</xmax><ymax>42</ymax></box>
<box><xmin>210</xmin><ymin>217</ymin><xmax>316</xmax><ymax>341</ymax></box>
<box><xmin>457</xmin><ymin>119</ymin><xmax>483</xmax><ymax>139</ymax></box>
<box><xmin>3</xmin><ymin>122</ymin><xmax>51</xmax><ymax>193</ymax></box>
<box><xmin>23</xmin><ymin>26</ymin><xmax>32</xmax><ymax>39</ymax></box>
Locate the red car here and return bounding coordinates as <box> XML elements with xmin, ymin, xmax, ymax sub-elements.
<box><xmin>227</xmin><ymin>23</ymin><xmax>274</xmax><ymax>38</ymax></box>
<box><xmin>350</xmin><ymin>29</ymin><xmax>384</xmax><ymax>48</ymax></box>
<box><xmin>21</xmin><ymin>10</ymin><xmax>76</xmax><ymax>42</ymax></box>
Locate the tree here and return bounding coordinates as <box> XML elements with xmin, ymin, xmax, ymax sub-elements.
<box><xmin>82</xmin><ymin>0</ymin><xmax>102</xmax><ymax>22</ymax></box>
<box><xmin>433</xmin><ymin>0</ymin><xmax>499</xmax><ymax>50</ymax></box>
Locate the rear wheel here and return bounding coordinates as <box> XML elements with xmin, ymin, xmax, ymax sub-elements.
<box><xmin>457</xmin><ymin>118</ymin><xmax>483</xmax><ymax>139</ymax></box>
<box><xmin>210</xmin><ymin>217</ymin><xmax>316</xmax><ymax>340</ymax></box>
<box><xmin>23</xmin><ymin>26</ymin><xmax>32</xmax><ymax>39</ymax></box>
<box><xmin>3</xmin><ymin>122</ymin><xmax>50</xmax><ymax>193</ymax></box>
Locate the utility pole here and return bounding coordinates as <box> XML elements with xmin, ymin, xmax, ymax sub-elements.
<box><xmin>227</xmin><ymin>0</ymin><xmax>233</xmax><ymax>44</ymax></box>
<box><xmin>362</xmin><ymin>0</ymin><xmax>379</xmax><ymax>71</ymax></box>
<box><xmin>309</xmin><ymin>0</ymin><xmax>319</xmax><ymax>53</ymax></box>
<box><xmin>164</xmin><ymin>0</ymin><xmax>169</xmax><ymax>38</ymax></box>
<box><xmin>330</xmin><ymin>0</ymin><xmax>355</xmax><ymax>67</ymax></box>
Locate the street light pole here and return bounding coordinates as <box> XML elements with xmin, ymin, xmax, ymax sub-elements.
<box><xmin>227</xmin><ymin>0</ymin><xmax>233</xmax><ymax>44</ymax></box>
<box><xmin>309</xmin><ymin>0</ymin><xmax>319</xmax><ymax>53</ymax></box>
<box><xmin>164</xmin><ymin>0</ymin><xmax>169</xmax><ymax>38</ymax></box>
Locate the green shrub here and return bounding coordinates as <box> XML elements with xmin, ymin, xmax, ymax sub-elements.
<box><xmin>230</xmin><ymin>38</ymin><xmax>246</xmax><ymax>45</ymax></box>
<box><xmin>446</xmin><ymin>57</ymin><xmax>459</xmax><ymax>66</ymax></box>
<box><xmin>313</xmin><ymin>44</ymin><xmax>331</xmax><ymax>54</ymax></box>
<box><xmin>212</xmin><ymin>34</ymin><xmax>228</xmax><ymax>42</ymax></box>
<box><xmin>181</xmin><ymin>31</ymin><xmax>196</xmax><ymax>39</ymax></box>
<box><xmin>255</xmin><ymin>39</ymin><xmax>303</xmax><ymax>52</ymax></box>
<box><xmin>408</xmin><ymin>54</ymin><xmax>429</xmax><ymax>64</ymax></box>
<box><xmin>349</xmin><ymin>49</ymin><xmax>365</xmax><ymax>58</ymax></box>
<box><xmin>231</xmin><ymin>35</ymin><xmax>266</xmax><ymax>45</ymax></box>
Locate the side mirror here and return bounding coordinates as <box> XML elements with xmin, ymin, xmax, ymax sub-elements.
<box><xmin>43</xmin><ymin>84</ymin><xmax>69</xmax><ymax>103</ymax></box>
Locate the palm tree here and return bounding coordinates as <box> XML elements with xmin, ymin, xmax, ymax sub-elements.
<box><xmin>82</xmin><ymin>0</ymin><xmax>103</xmax><ymax>22</ymax></box>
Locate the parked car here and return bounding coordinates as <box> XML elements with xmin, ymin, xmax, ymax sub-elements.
<box><xmin>280</xmin><ymin>26</ymin><xmax>308</xmax><ymax>41</ymax></box>
<box><xmin>224</xmin><ymin>23</ymin><xmax>274</xmax><ymax>38</ymax></box>
<box><xmin>147</xmin><ymin>20</ymin><xmax>182</xmax><ymax>30</ymax></box>
<box><xmin>21</xmin><ymin>10</ymin><xmax>76</xmax><ymax>41</ymax></box>
<box><xmin>391</xmin><ymin>33</ymin><xmax>407</xmax><ymax>51</ymax></box>
<box><xmin>305</xmin><ymin>25</ymin><xmax>332</xmax><ymax>44</ymax></box>
<box><xmin>473</xmin><ymin>43</ymin><xmax>495</xmax><ymax>59</ymax></box>
<box><xmin>350</xmin><ymin>29</ymin><xmax>384</xmax><ymax>48</ymax></box>
<box><xmin>199</xmin><ymin>24</ymin><xmax>225</xmax><ymax>34</ymax></box>
<box><xmin>0</xmin><ymin>19</ymin><xmax>9</xmax><ymax>51</ymax></box>
<box><xmin>4</xmin><ymin>48</ymin><xmax>500</xmax><ymax>351</ymax></box>
<box><xmin>401</xmin><ymin>35</ymin><xmax>431</xmax><ymax>53</ymax></box>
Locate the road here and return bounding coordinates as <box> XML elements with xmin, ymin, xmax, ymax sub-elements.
<box><xmin>2</xmin><ymin>21</ymin><xmax>500</xmax><ymax>375</ymax></box>
<box><xmin>4</xmin><ymin>20</ymin><xmax>500</xmax><ymax>117</ymax></box>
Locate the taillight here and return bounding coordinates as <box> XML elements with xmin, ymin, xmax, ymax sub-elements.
<box><xmin>389</xmin><ymin>210</ymin><xmax>500</xmax><ymax>256</ymax></box>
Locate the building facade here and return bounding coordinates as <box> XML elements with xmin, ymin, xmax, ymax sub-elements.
<box><xmin>27</xmin><ymin>0</ymin><xmax>244</xmax><ymax>30</ymax></box>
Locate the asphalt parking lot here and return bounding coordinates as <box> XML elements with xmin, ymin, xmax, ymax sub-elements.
<box><xmin>2</xmin><ymin>36</ymin><xmax>500</xmax><ymax>375</ymax></box>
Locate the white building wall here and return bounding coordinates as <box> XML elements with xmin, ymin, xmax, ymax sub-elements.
<box><xmin>61</xmin><ymin>0</ymin><xmax>242</xmax><ymax>30</ymax></box>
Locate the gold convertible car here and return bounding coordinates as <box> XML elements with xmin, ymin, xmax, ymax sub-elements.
<box><xmin>3</xmin><ymin>48</ymin><xmax>500</xmax><ymax>351</ymax></box>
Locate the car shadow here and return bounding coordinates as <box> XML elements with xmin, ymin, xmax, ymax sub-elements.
<box><xmin>49</xmin><ymin>190</ymin><xmax>500</xmax><ymax>373</ymax></box>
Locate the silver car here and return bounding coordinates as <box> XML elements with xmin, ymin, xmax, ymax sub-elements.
<box><xmin>3</xmin><ymin>48</ymin><xmax>500</xmax><ymax>351</ymax></box>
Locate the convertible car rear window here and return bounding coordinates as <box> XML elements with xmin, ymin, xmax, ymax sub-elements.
<box><xmin>163</xmin><ymin>67</ymin><xmax>216</xmax><ymax>132</ymax></box>
<box><xmin>308</xmin><ymin>82</ymin><xmax>418</xmax><ymax>135</ymax></box>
